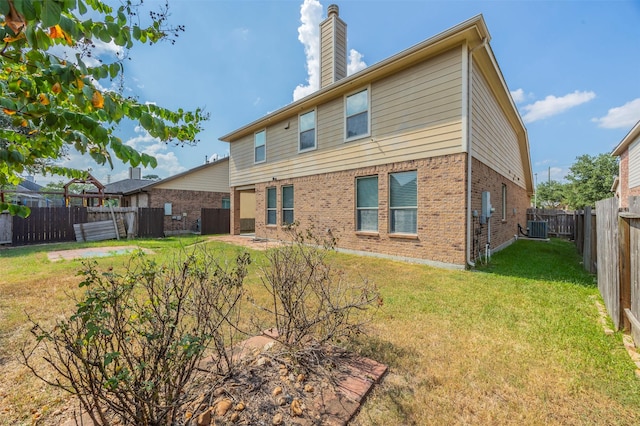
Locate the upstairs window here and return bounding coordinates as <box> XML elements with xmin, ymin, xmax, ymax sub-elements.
<box><xmin>345</xmin><ymin>88</ymin><xmax>369</xmax><ymax>140</ymax></box>
<box><xmin>282</xmin><ymin>185</ymin><xmax>294</xmax><ymax>225</ymax></box>
<box><xmin>266</xmin><ymin>187</ymin><xmax>277</xmax><ymax>225</ymax></box>
<box><xmin>356</xmin><ymin>176</ymin><xmax>378</xmax><ymax>232</ymax></box>
<box><xmin>389</xmin><ymin>171</ymin><xmax>417</xmax><ymax>234</ymax></box>
<box><xmin>254</xmin><ymin>130</ymin><xmax>266</xmax><ymax>163</ymax></box>
<box><xmin>299</xmin><ymin>110</ymin><xmax>316</xmax><ymax>152</ymax></box>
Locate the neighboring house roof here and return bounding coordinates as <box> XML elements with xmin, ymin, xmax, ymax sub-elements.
<box><xmin>103</xmin><ymin>179</ymin><xmax>152</xmax><ymax>195</ymax></box>
<box><xmin>17</xmin><ymin>179</ymin><xmax>42</xmax><ymax>192</ymax></box>
<box><xmin>219</xmin><ymin>14</ymin><xmax>533</xmax><ymax>195</ymax></box>
<box><xmin>612</xmin><ymin>120</ymin><xmax>640</xmax><ymax>156</ymax></box>
<box><xmin>611</xmin><ymin>176</ymin><xmax>619</xmax><ymax>193</ymax></box>
<box><xmin>105</xmin><ymin>157</ymin><xmax>230</xmax><ymax>196</ymax></box>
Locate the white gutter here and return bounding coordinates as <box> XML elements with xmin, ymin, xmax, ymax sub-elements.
<box><xmin>466</xmin><ymin>37</ymin><xmax>488</xmax><ymax>268</ymax></box>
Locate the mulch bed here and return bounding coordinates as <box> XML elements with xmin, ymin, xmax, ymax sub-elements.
<box><xmin>56</xmin><ymin>333</ymin><xmax>387</xmax><ymax>426</ymax></box>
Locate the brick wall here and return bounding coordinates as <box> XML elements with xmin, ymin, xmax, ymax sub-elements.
<box><xmin>148</xmin><ymin>188</ymin><xmax>228</xmax><ymax>234</ymax></box>
<box><xmin>618</xmin><ymin>150</ymin><xmax>640</xmax><ymax>208</ymax></box>
<box><xmin>620</xmin><ymin>150</ymin><xmax>629</xmax><ymax>208</ymax></box>
<box><xmin>252</xmin><ymin>154</ymin><xmax>468</xmax><ymax>266</ymax></box>
<box><xmin>470</xmin><ymin>157</ymin><xmax>530</xmax><ymax>260</ymax></box>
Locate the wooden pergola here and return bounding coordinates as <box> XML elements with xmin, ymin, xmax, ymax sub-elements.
<box><xmin>64</xmin><ymin>173</ymin><xmax>106</xmax><ymax>207</ymax></box>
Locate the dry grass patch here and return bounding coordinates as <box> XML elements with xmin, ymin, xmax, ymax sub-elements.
<box><xmin>1</xmin><ymin>237</ymin><xmax>640</xmax><ymax>425</ymax></box>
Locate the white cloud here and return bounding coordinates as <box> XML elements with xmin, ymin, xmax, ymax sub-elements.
<box><xmin>521</xmin><ymin>90</ymin><xmax>596</xmax><ymax>123</ymax></box>
<box><xmin>293</xmin><ymin>1</ymin><xmax>368</xmax><ymax>101</ymax></box>
<box><xmin>293</xmin><ymin>0</ymin><xmax>323</xmax><ymax>101</ymax></box>
<box><xmin>347</xmin><ymin>49</ymin><xmax>366</xmax><ymax>75</ymax></box>
<box><xmin>591</xmin><ymin>98</ymin><xmax>640</xmax><ymax>129</ymax></box>
<box><xmin>510</xmin><ymin>88</ymin><xmax>525</xmax><ymax>104</ymax></box>
<box><xmin>125</xmin><ymin>126</ymin><xmax>186</xmax><ymax>177</ymax></box>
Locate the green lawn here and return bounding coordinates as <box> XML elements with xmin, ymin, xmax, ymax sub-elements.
<box><xmin>1</xmin><ymin>237</ymin><xmax>639</xmax><ymax>425</ymax></box>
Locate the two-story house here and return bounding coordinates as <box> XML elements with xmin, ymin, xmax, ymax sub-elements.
<box><xmin>612</xmin><ymin>120</ymin><xmax>640</xmax><ymax>208</ymax></box>
<box><xmin>220</xmin><ymin>7</ymin><xmax>533</xmax><ymax>269</ymax></box>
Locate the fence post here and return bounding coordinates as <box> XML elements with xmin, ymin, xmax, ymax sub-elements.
<box><xmin>583</xmin><ymin>207</ymin><xmax>592</xmax><ymax>272</ymax></box>
<box><xmin>619</xmin><ymin>215</ymin><xmax>631</xmax><ymax>331</ymax></box>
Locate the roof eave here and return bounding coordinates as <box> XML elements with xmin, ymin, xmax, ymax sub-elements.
<box><xmin>142</xmin><ymin>156</ymin><xmax>229</xmax><ymax>190</ymax></box>
<box><xmin>612</xmin><ymin>120</ymin><xmax>640</xmax><ymax>156</ymax></box>
<box><xmin>220</xmin><ymin>15</ymin><xmax>489</xmax><ymax>143</ymax></box>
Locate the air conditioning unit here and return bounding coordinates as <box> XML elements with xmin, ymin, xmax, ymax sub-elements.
<box><xmin>527</xmin><ymin>220</ymin><xmax>548</xmax><ymax>239</ymax></box>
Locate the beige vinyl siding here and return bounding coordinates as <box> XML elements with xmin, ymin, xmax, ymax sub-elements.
<box><xmin>230</xmin><ymin>48</ymin><xmax>464</xmax><ymax>187</ymax></box>
<box><xmin>334</xmin><ymin>21</ymin><xmax>347</xmax><ymax>81</ymax></box>
<box><xmin>629</xmin><ymin>137</ymin><xmax>640</xmax><ymax>188</ymax></box>
<box><xmin>320</xmin><ymin>16</ymin><xmax>347</xmax><ymax>88</ymax></box>
<box><xmin>155</xmin><ymin>161</ymin><xmax>229</xmax><ymax>193</ymax></box>
<box><xmin>471</xmin><ymin>59</ymin><xmax>525</xmax><ymax>189</ymax></box>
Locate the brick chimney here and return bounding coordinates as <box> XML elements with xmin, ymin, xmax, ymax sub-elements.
<box><xmin>320</xmin><ymin>4</ymin><xmax>347</xmax><ymax>88</ymax></box>
<box><xmin>129</xmin><ymin>167</ymin><xmax>141</xmax><ymax>180</ymax></box>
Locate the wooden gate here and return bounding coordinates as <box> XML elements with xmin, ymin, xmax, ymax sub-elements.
<box><xmin>138</xmin><ymin>208</ymin><xmax>164</xmax><ymax>238</ymax></box>
<box><xmin>12</xmin><ymin>207</ymin><xmax>87</xmax><ymax>246</ymax></box>
<box><xmin>0</xmin><ymin>212</ymin><xmax>11</xmax><ymax>244</ymax></box>
<box><xmin>201</xmin><ymin>208</ymin><xmax>230</xmax><ymax>235</ymax></box>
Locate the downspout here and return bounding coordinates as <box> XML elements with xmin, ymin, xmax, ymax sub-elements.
<box><xmin>466</xmin><ymin>37</ymin><xmax>488</xmax><ymax>268</ymax></box>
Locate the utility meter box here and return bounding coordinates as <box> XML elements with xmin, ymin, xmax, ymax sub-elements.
<box><xmin>480</xmin><ymin>191</ymin><xmax>492</xmax><ymax>224</ymax></box>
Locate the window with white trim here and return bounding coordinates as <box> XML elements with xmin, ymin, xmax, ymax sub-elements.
<box><xmin>254</xmin><ymin>130</ymin><xmax>266</xmax><ymax>163</ymax></box>
<box><xmin>345</xmin><ymin>88</ymin><xmax>369</xmax><ymax>140</ymax></box>
<box><xmin>299</xmin><ymin>110</ymin><xmax>316</xmax><ymax>152</ymax></box>
<box><xmin>389</xmin><ymin>171</ymin><xmax>417</xmax><ymax>234</ymax></box>
<box><xmin>501</xmin><ymin>184</ymin><xmax>507</xmax><ymax>221</ymax></box>
<box><xmin>266</xmin><ymin>187</ymin><xmax>277</xmax><ymax>225</ymax></box>
<box><xmin>282</xmin><ymin>185</ymin><xmax>294</xmax><ymax>225</ymax></box>
<box><xmin>356</xmin><ymin>176</ymin><xmax>378</xmax><ymax>232</ymax></box>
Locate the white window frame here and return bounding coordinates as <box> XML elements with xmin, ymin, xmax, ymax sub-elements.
<box><xmin>164</xmin><ymin>202</ymin><xmax>172</xmax><ymax>216</ymax></box>
<box><xmin>389</xmin><ymin>170</ymin><xmax>418</xmax><ymax>235</ymax></box>
<box><xmin>282</xmin><ymin>185</ymin><xmax>294</xmax><ymax>225</ymax></box>
<box><xmin>298</xmin><ymin>109</ymin><xmax>317</xmax><ymax>153</ymax></box>
<box><xmin>344</xmin><ymin>87</ymin><xmax>371</xmax><ymax>142</ymax></box>
<box><xmin>501</xmin><ymin>184</ymin><xmax>507</xmax><ymax>221</ymax></box>
<box><xmin>266</xmin><ymin>187</ymin><xmax>277</xmax><ymax>225</ymax></box>
<box><xmin>356</xmin><ymin>176</ymin><xmax>379</xmax><ymax>232</ymax></box>
<box><xmin>254</xmin><ymin>129</ymin><xmax>266</xmax><ymax>164</ymax></box>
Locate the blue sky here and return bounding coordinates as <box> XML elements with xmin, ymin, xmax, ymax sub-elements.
<box><xmin>39</xmin><ymin>0</ymin><xmax>640</xmax><ymax>187</ymax></box>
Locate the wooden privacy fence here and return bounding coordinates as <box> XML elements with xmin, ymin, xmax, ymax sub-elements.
<box><xmin>137</xmin><ymin>208</ymin><xmax>164</xmax><ymax>238</ymax></box>
<box><xmin>6</xmin><ymin>207</ymin><xmax>164</xmax><ymax>246</ymax></box>
<box><xmin>12</xmin><ymin>206</ymin><xmax>87</xmax><ymax>246</ymax></box>
<box><xmin>526</xmin><ymin>208</ymin><xmax>576</xmax><ymax>238</ymax></box>
<box><xmin>201</xmin><ymin>208</ymin><xmax>230</xmax><ymax>235</ymax></box>
<box><xmin>575</xmin><ymin>207</ymin><xmax>597</xmax><ymax>274</ymax></box>
<box><xmin>595</xmin><ymin>196</ymin><xmax>640</xmax><ymax>345</ymax></box>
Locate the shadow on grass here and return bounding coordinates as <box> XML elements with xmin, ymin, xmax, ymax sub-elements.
<box><xmin>347</xmin><ymin>335</ymin><xmax>417</xmax><ymax>370</ymax></box>
<box><xmin>475</xmin><ymin>238</ymin><xmax>596</xmax><ymax>287</ymax></box>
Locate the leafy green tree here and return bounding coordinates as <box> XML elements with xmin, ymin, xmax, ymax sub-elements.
<box><xmin>142</xmin><ymin>174</ymin><xmax>161</xmax><ymax>181</ymax></box>
<box><xmin>564</xmin><ymin>153</ymin><xmax>618</xmax><ymax>209</ymax></box>
<box><xmin>0</xmin><ymin>0</ymin><xmax>207</xmax><ymax>216</ymax></box>
<box><xmin>535</xmin><ymin>180</ymin><xmax>567</xmax><ymax>208</ymax></box>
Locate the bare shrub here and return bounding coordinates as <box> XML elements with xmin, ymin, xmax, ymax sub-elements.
<box><xmin>252</xmin><ymin>225</ymin><xmax>380</xmax><ymax>365</ymax></box>
<box><xmin>22</xmin><ymin>248</ymin><xmax>249</xmax><ymax>426</ymax></box>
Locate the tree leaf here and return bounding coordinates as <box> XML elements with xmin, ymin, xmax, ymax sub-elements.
<box><xmin>41</xmin><ymin>0</ymin><xmax>62</xmax><ymax>27</ymax></box>
<box><xmin>92</xmin><ymin>90</ymin><xmax>104</xmax><ymax>109</ymax></box>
